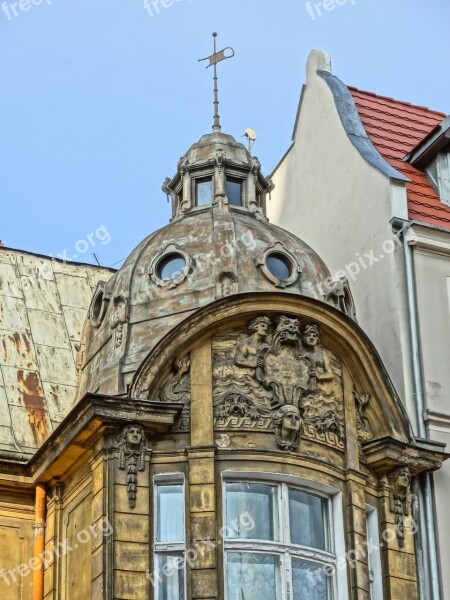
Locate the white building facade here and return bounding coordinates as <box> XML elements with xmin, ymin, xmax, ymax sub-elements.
<box><xmin>269</xmin><ymin>49</ymin><xmax>450</xmax><ymax>599</ymax></box>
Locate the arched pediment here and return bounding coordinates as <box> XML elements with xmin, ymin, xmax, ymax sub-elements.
<box><xmin>131</xmin><ymin>293</ymin><xmax>413</xmax><ymax>451</ymax></box>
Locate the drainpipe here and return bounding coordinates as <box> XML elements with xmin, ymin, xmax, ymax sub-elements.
<box><xmin>393</xmin><ymin>218</ymin><xmax>442</xmax><ymax>600</ymax></box>
<box><xmin>33</xmin><ymin>484</ymin><xmax>46</xmax><ymax>600</ymax></box>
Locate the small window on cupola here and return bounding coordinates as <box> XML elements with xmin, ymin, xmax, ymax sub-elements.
<box><xmin>196</xmin><ymin>177</ymin><xmax>213</xmax><ymax>206</ymax></box>
<box><xmin>226</xmin><ymin>177</ymin><xmax>243</xmax><ymax>206</ymax></box>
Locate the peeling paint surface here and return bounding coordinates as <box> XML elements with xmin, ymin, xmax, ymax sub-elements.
<box><xmin>0</xmin><ymin>248</ymin><xmax>113</xmax><ymax>456</ymax></box>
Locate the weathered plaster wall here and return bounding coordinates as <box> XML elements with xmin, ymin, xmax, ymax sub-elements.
<box><xmin>0</xmin><ymin>247</ymin><xmax>114</xmax><ymax>456</ymax></box>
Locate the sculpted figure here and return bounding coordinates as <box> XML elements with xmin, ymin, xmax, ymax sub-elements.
<box><xmin>270</xmin><ymin>316</ymin><xmax>302</xmax><ymax>357</ymax></box>
<box><xmin>159</xmin><ymin>359</ymin><xmax>191</xmax><ymax>403</ymax></box>
<box><xmin>118</xmin><ymin>424</ymin><xmax>146</xmax><ymax>509</ymax></box>
<box><xmin>301</xmin><ymin>324</ymin><xmax>333</xmax><ymax>390</ymax></box>
<box><xmin>111</xmin><ymin>297</ymin><xmax>127</xmax><ymax>349</ymax></box>
<box><xmin>388</xmin><ymin>467</ymin><xmax>411</xmax><ymax>547</ymax></box>
<box><xmin>234</xmin><ymin>316</ymin><xmax>271</xmax><ymax>370</ymax></box>
<box><xmin>274</xmin><ymin>405</ymin><xmax>302</xmax><ymax>451</ymax></box>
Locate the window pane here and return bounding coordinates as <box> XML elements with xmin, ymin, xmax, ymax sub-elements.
<box><xmin>157</xmin><ymin>254</ymin><xmax>186</xmax><ymax>281</ymax></box>
<box><xmin>226</xmin><ymin>482</ymin><xmax>278</xmax><ymax>540</ymax></box>
<box><xmin>226</xmin><ymin>179</ymin><xmax>242</xmax><ymax>206</ymax></box>
<box><xmin>266</xmin><ymin>253</ymin><xmax>292</xmax><ymax>280</ymax></box>
<box><xmin>156</xmin><ymin>554</ymin><xmax>185</xmax><ymax>600</ymax></box>
<box><xmin>157</xmin><ymin>484</ymin><xmax>184</xmax><ymax>542</ymax></box>
<box><xmin>196</xmin><ymin>179</ymin><xmax>213</xmax><ymax>206</ymax></box>
<box><xmin>227</xmin><ymin>553</ymin><xmax>281</xmax><ymax>600</ymax></box>
<box><xmin>292</xmin><ymin>559</ymin><xmax>330</xmax><ymax>600</ymax></box>
<box><xmin>289</xmin><ymin>489</ymin><xmax>327</xmax><ymax>550</ymax></box>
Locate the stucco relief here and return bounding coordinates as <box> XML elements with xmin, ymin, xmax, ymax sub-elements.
<box><xmin>110</xmin><ymin>296</ymin><xmax>128</xmax><ymax>349</ymax></box>
<box><xmin>117</xmin><ymin>423</ymin><xmax>147</xmax><ymax>509</ymax></box>
<box><xmin>387</xmin><ymin>467</ymin><xmax>411</xmax><ymax>547</ymax></box>
<box><xmin>213</xmin><ymin>315</ymin><xmax>344</xmax><ymax>450</ymax></box>
<box><xmin>155</xmin><ymin>358</ymin><xmax>191</xmax><ymax>430</ymax></box>
<box><xmin>353</xmin><ymin>387</ymin><xmax>374</xmax><ymax>442</ymax></box>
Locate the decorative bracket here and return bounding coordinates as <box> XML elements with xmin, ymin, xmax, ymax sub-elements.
<box><xmin>116</xmin><ymin>423</ymin><xmax>151</xmax><ymax>509</ymax></box>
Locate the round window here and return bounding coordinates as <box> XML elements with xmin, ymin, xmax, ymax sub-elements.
<box><xmin>156</xmin><ymin>253</ymin><xmax>187</xmax><ymax>281</ymax></box>
<box><xmin>90</xmin><ymin>288</ymin><xmax>106</xmax><ymax>327</ymax></box>
<box><xmin>266</xmin><ymin>252</ymin><xmax>292</xmax><ymax>280</ymax></box>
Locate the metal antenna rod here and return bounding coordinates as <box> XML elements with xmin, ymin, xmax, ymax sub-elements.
<box><xmin>212</xmin><ymin>32</ymin><xmax>221</xmax><ymax>133</ymax></box>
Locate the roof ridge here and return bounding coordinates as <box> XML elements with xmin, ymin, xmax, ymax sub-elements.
<box><xmin>348</xmin><ymin>85</ymin><xmax>447</xmax><ymax>118</ymax></box>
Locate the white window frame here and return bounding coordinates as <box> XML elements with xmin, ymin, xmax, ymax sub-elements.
<box><xmin>153</xmin><ymin>473</ymin><xmax>186</xmax><ymax>600</ymax></box>
<box><xmin>365</xmin><ymin>504</ymin><xmax>383</xmax><ymax>600</ymax></box>
<box><xmin>222</xmin><ymin>471</ymin><xmax>349</xmax><ymax>600</ymax></box>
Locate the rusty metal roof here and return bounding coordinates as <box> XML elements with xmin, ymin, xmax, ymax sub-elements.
<box><xmin>0</xmin><ymin>246</ymin><xmax>114</xmax><ymax>458</ymax></box>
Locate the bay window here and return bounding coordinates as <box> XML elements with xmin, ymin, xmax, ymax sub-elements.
<box><xmin>223</xmin><ymin>480</ymin><xmax>339</xmax><ymax>600</ymax></box>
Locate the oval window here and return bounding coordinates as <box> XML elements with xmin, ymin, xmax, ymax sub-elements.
<box><xmin>90</xmin><ymin>288</ymin><xmax>106</xmax><ymax>327</ymax></box>
<box><xmin>156</xmin><ymin>253</ymin><xmax>187</xmax><ymax>281</ymax></box>
<box><xmin>266</xmin><ymin>252</ymin><xmax>292</xmax><ymax>280</ymax></box>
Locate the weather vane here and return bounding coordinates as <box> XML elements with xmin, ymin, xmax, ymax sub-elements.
<box><xmin>199</xmin><ymin>33</ymin><xmax>235</xmax><ymax>133</ymax></box>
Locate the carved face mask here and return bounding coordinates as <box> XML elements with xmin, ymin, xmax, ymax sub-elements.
<box><xmin>127</xmin><ymin>427</ymin><xmax>143</xmax><ymax>446</ymax></box>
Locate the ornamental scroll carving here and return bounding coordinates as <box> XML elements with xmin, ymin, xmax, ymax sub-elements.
<box><xmin>387</xmin><ymin>467</ymin><xmax>411</xmax><ymax>547</ymax></box>
<box><xmin>155</xmin><ymin>358</ymin><xmax>191</xmax><ymax>430</ymax></box>
<box><xmin>117</xmin><ymin>424</ymin><xmax>148</xmax><ymax>509</ymax></box>
<box><xmin>353</xmin><ymin>388</ymin><xmax>374</xmax><ymax>442</ymax></box>
<box><xmin>213</xmin><ymin>315</ymin><xmax>344</xmax><ymax>451</ymax></box>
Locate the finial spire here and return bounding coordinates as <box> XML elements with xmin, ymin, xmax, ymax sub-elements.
<box><xmin>199</xmin><ymin>33</ymin><xmax>235</xmax><ymax>133</ymax></box>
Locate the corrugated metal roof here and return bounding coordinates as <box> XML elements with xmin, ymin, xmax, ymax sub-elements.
<box><xmin>349</xmin><ymin>87</ymin><xmax>449</xmax><ymax>228</ymax></box>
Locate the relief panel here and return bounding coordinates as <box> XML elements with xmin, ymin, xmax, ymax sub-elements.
<box><xmin>212</xmin><ymin>315</ymin><xmax>345</xmax><ymax>451</ymax></box>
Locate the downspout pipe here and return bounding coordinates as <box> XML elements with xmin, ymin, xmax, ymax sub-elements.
<box><xmin>33</xmin><ymin>484</ymin><xmax>46</xmax><ymax>600</ymax></box>
<box><xmin>392</xmin><ymin>218</ymin><xmax>442</xmax><ymax>600</ymax></box>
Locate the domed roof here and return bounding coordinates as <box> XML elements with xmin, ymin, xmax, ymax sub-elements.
<box><xmin>77</xmin><ymin>132</ymin><xmax>354</xmax><ymax>400</ymax></box>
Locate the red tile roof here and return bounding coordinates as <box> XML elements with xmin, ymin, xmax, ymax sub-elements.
<box><xmin>348</xmin><ymin>87</ymin><xmax>449</xmax><ymax>229</ymax></box>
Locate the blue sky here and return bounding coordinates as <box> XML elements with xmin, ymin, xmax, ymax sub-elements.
<box><xmin>1</xmin><ymin>0</ymin><xmax>449</xmax><ymax>268</ymax></box>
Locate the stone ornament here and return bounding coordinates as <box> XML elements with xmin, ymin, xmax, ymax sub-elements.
<box><xmin>387</xmin><ymin>467</ymin><xmax>411</xmax><ymax>547</ymax></box>
<box><xmin>215</xmin><ymin>433</ymin><xmax>231</xmax><ymax>449</ymax></box>
<box><xmin>322</xmin><ymin>278</ymin><xmax>357</xmax><ymax>320</ymax></box>
<box><xmin>213</xmin><ymin>315</ymin><xmax>344</xmax><ymax>451</ymax></box>
<box><xmin>353</xmin><ymin>387</ymin><xmax>374</xmax><ymax>442</ymax></box>
<box><xmin>110</xmin><ymin>296</ymin><xmax>128</xmax><ymax>349</ymax></box>
<box><xmin>274</xmin><ymin>405</ymin><xmax>302</xmax><ymax>451</ymax></box>
<box><xmin>155</xmin><ymin>358</ymin><xmax>191</xmax><ymax>431</ymax></box>
<box><xmin>157</xmin><ymin>359</ymin><xmax>191</xmax><ymax>404</ymax></box>
<box><xmin>117</xmin><ymin>424</ymin><xmax>147</xmax><ymax>509</ymax></box>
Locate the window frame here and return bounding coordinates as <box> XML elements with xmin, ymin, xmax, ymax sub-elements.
<box><xmin>194</xmin><ymin>175</ymin><xmax>214</xmax><ymax>207</ymax></box>
<box><xmin>365</xmin><ymin>503</ymin><xmax>383</xmax><ymax>600</ymax></box>
<box><xmin>225</xmin><ymin>176</ymin><xmax>244</xmax><ymax>207</ymax></box>
<box><xmin>222</xmin><ymin>472</ymin><xmax>348</xmax><ymax>600</ymax></box>
<box><xmin>153</xmin><ymin>473</ymin><xmax>187</xmax><ymax>600</ymax></box>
